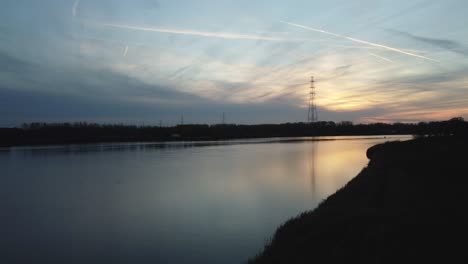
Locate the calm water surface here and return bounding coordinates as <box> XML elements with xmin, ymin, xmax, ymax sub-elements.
<box><xmin>0</xmin><ymin>136</ymin><xmax>410</xmax><ymax>263</ymax></box>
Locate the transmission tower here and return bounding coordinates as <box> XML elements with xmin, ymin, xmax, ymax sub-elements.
<box><xmin>308</xmin><ymin>76</ymin><xmax>318</xmax><ymax>123</ymax></box>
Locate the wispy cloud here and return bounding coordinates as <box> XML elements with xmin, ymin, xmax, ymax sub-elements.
<box><xmin>388</xmin><ymin>29</ymin><xmax>468</xmax><ymax>56</ymax></box>
<box><xmin>72</xmin><ymin>0</ymin><xmax>80</xmax><ymax>17</ymax></box>
<box><xmin>123</xmin><ymin>45</ymin><xmax>129</xmax><ymax>57</ymax></box>
<box><xmin>102</xmin><ymin>23</ymin><xmax>289</xmax><ymax>41</ymax></box>
<box><xmin>281</xmin><ymin>21</ymin><xmax>438</xmax><ymax>62</ymax></box>
<box><xmin>369</xmin><ymin>52</ymin><xmax>394</xmax><ymax>63</ymax></box>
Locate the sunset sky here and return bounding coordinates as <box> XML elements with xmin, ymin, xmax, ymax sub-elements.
<box><xmin>1</xmin><ymin>0</ymin><xmax>468</xmax><ymax>126</ymax></box>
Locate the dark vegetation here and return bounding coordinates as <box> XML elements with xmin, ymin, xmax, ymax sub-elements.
<box><xmin>249</xmin><ymin>134</ymin><xmax>468</xmax><ymax>263</ymax></box>
<box><xmin>1</xmin><ymin>117</ymin><xmax>466</xmax><ymax>147</ymax></box>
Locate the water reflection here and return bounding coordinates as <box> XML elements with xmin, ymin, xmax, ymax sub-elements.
<box><xmin>310</xmin><ymin>140</ymin><xmax>318</xmax><ymax>199</ymax></box>
<box><xmin>0</xmin><ymin>135</ymin><xmax>411</xmax><ymax>263</ymax></box>
<box><xmin>0</xmin><ymin>135</ymin><xmax>403</xmax><ymax>157</ymax></box>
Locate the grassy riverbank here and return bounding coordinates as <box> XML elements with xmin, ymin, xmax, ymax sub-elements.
<box><xmin>249</xmin><ymin>136</ymin><xmax>468</xmax><ymax>263</ymax></box>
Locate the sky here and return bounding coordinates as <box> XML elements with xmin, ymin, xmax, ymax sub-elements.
<box><xmin>1</xmin><ymin>0</ymin><xmax>468</xmax><ymax>126</ymax></box>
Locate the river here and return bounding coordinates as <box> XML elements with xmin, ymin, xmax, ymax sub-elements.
<box><xmin>0</xmin><ymin>135</ymin><xmax>411</xmax><ymax>263</ymax></box>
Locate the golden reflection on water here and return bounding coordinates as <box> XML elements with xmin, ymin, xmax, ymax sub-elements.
<box><xmin>309</xmin><ymin>141</ymin><xmax>318</xmax><ymax>200</ymax></box>
<box><xmin>304</xmin><ymin>137</ymin><xmax>413</xmax><ymax>200</ymax></box>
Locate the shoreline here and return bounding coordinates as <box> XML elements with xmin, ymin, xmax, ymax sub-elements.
<box><xmin>0</xmin><ymin>134</ymin><xmax>409</xmax><ymax>149</ymax></box>
<box><xmin>249</xmin><ymin>136</ymin><xmax>468</xmax><ymax>263</ymax></box>
<box><xmin>0</xmin><ymin>132</ymin><xmax>412</xmax><ymax>148</ymax></box>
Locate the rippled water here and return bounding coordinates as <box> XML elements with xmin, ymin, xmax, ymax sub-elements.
<box><xmin>0</xmin><ymin>135</ymin><xmax>410</xmax><ymax>263</ymax></box>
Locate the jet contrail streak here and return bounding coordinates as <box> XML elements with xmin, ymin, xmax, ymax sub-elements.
<box><xmin>103</xmin><ymin>23</ymin><xmax>287</xmax><ymax>41</ymax></box>
<box><xmin>72</xmin><ymin>0</ymin><xmax>80</xmax><ymax>17</ymax></box>
<box><xmin>123</xmin><ymin>45</ymin><xmax>129</xmax><ymax>57</ymax></box>
<box><xmin>281</xmin><ymin>21</ymin><xmax>438</xmax><ymax>62</ymax></box>
<box><xmin>369</xmin><ymin>52</ymin><xmax>394</xmax><ymax>63</ymax></box>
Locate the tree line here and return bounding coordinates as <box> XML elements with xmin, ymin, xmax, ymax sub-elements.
<box><xmin>0</xmin><ymin>117</ymin><xmax>466</xmax><ymax>147</ymax></box>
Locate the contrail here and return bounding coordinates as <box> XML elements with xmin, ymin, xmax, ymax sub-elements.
<box><xmin>369</xmin><ymin>52</ymin><xmax>394</xmax><ymax>63</ymax></box>
<box><xmin>281</xmin><ymin>21</ymin><xmax>438</xmax><ymax>62</ymax></box>
<box><xmin>102</xmin><ymin>23</ymin><xmax>287</xmax><ymax>41</ymax></box>
<box><xmin>123</xmin><ymin>45</ymin><xmax>129</xmax><ymax>57</ymax></box>
<box><xmin>72</xmin><ymin>0</ymin><xmax>80</xmax><ymax>17</ymax></box>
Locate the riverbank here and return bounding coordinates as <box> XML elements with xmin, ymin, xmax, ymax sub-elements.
<box><xmin>249</xmin><ymin>136</ymin><xmax>468</xmax><ymax>263</ymax></box>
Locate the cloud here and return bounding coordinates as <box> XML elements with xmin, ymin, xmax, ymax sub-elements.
<box><xmin>102</xmin><ymin>23</ymin><xmax>292</xmax><ymax>41</ymax></box>
<box><xmin>0</xmin><ymin>51</ymin><xmax>309</xmax><ymax>126</ymax></box>
<box><xmin>167</xmin><ymin>64</ymin><xmax>199</xmax><ymax>81</ymax></box>
<box><xmin>0</xmin><ymin>60</ymin><xmax>214</xmax><ymax>126</ymax></box>
<box><xmin>72</xmin><ymin>0</ymin><xmax>80</xmax><ymax>17</ymax></box>
<box><xmin>368</xmin><ymin>53</ymin><xmax>394</xmax><ymax>63</ymax></box>
<box><xmin>281</xmin><ymin>21</ymin><xmax>438</xmax><ymax>62</ymax></box>
<box><xmin>0</xmin><ymin>52</ymin><xmax>38</xmax><ymax>74</ymax></box>
<box><xmin>140</xmin><ymin>0</ymin><xmax>160</xmax><ymax>9</ymax></box>
<box><xmin>0</xmin><ymin>50</ymin><xmax>205</xmax><ymax>103</ymax></box>
<box><xmin>388</xmin><ymin>29</ymin><xmax>468</xmax><ymax>56</ymax></box>
<box><xmin>123</xmin><ymin>45</ymin><xmax>129</xmax><ymax>57</ymax></box>
<box><xmin>376</xmin><ymin>66</ymin><xmax>468</xmax><ymax>85</ymax></box>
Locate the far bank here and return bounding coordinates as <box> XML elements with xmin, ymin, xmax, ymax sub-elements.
<box><xmin>1</xmin><ymin>118</ymin><xmax>466</xmax><ymax>147</ymax></box>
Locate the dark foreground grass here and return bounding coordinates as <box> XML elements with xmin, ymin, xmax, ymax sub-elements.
<box><xmin>249</xmin><ymin>136</ymin><xmax>468</xmax><ymax>263</ymax></box>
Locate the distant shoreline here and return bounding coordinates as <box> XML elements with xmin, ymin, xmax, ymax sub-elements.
<box><xmin>0</xmin><ymin>135</ymin><xmax>410</xmax><ymax>150</ymax></box>
<box><xmin>1</xmin><ymin>119</ymin><xmax>465</xmax><ymax>147</ymax></box>
<box><xmin>0</xmin><ymin>131</ymin><xmax>410</xmax><ymax>148</ymax></box>
<box><xmin>248</xmin><ymin>136</ymin><xmax>468</xmax><ymax>263</ymax></box>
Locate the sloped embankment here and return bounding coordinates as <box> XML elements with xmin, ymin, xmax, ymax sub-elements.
<box><xmin>249</xmin><ymin>137</ymin><xmax>468</xmax><ymax>264</ymax></box>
